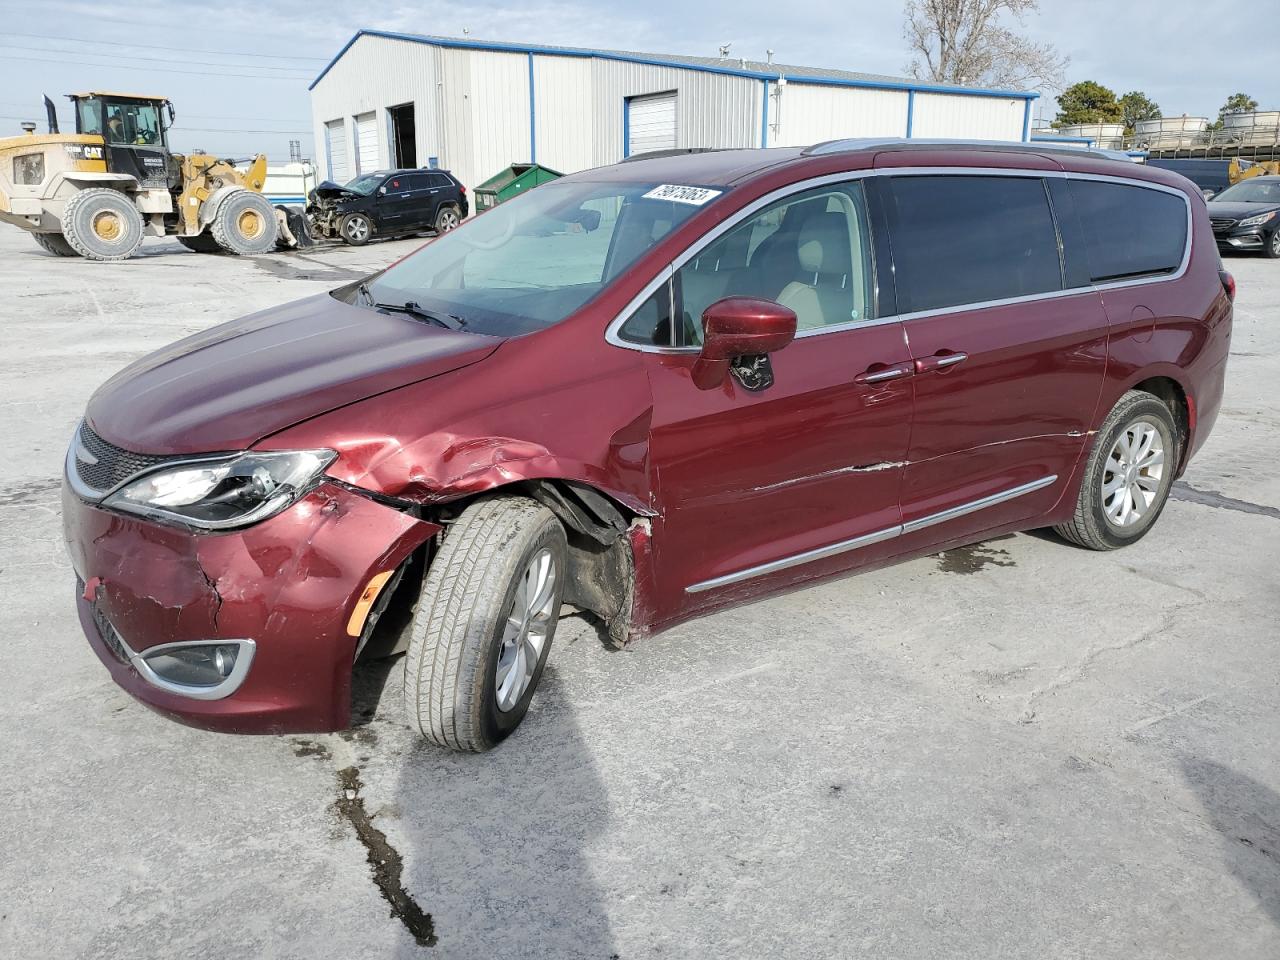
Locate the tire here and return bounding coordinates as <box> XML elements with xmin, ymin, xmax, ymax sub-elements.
<box><xmin>340</xmin><ymin>212</ymin><xmax>372</xmax><ymax>246</ymax></box>
<box><xmin>60</xmin><ymin>188</ymin><xmax>144</xmax><ymax>261</ymax></box>
<box><xmin>1054</xmin><ymin>390</ymin><xmax>1180</xmax><ymax>550</ymax></box>
<box><xmin>403</xmin><ymin>496</ymin><xmax>567</xmax><ymax>752</ymax></box>
<box><xmin>32</xmin><ymin>232</ymin><xmax>78</xmax><ymax>257</ymax></box>
<box><xmin>1265</xmin><ymin>228</ymin><xmax>1280</xmax><ymax>260</ymax></box>
<box><xmin>177</xmin><ymin>232</ymin><xmax>221</xmax><ymax>253</ymax></box>
<box><xmin>434</xmin><ymin>204</ymin><xmax>461</xmax><ymax>234</ymax></box>
<box><xmin>210</xmin><ymin>190</ymin><xmax>278</xmax><ymax>255</ymax></box>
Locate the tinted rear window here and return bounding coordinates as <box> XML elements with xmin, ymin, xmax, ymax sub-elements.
<box><xmin>886</xmin><ymin>175</ymin><xmax>1063</xmax><ymax>314</ymax></box>
<box><xmin>1069</xmin><ymin>180</ymin><xmax>1188</xmax><ymax>282</ymax></box>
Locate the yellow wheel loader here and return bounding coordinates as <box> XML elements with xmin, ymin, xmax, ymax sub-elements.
<box><xmin>1228</xmin><ymin>157</ymin><xmax>1280</xmax><ymax>186</ymax></box>
<box><xmin>0</xmin><ymin>92</ymin><xmax>278</xmax><ymax>261</ymax></box>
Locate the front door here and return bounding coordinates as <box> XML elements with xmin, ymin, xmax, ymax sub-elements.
<box><xmin>624</xmin><ymin>180</ymin><xmax>915</xmax><ymax>617</ymax></box>
<box><xmin>879</xmin><ymin>173</ymin><xmax>1109</xmax><ymax>544</ymax></box>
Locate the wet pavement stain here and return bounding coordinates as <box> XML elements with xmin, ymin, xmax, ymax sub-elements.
<box><xmin>0</xmin><ymin>477</ymin><xmax>61</xmax><ymax>507</ymax></box>
<box><xmin>335</xmin><ymin>766</ymin><xmax>437</xmax><ymax>948</ymax></box>
<box><xmin>1171</xmin><ymin>482</ymin><xmax>1280</xmax><ymax>520</ymax></box>
<box><xmin>249</xmin><ymin>253</ymin><xmax>369</xmax><ymax>283</ymax></box>
<box><xmin>934</xmin><ymin>537</ymin><xmax>1017</xmax><ymax>574</ymax></box>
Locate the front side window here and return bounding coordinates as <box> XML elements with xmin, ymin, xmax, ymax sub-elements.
<box><xmin>885</xmin><ymin>175</ymin><xmax>1063</xmax><ymax>314</ymax></box>
<box><xmin>354</xmin><ymin>180</ymin><xmax>711</xmax><ymax>336</ymax></box>
<box><xmin>1070</xmin><ymin>180</ymin><xmax>1188</xmax><ymax>282</ymax></box>
<box><xmin>104</xmin><ymin>101</ymin><xmax>162</xmax><ymax>146</ymax></box>
<box><xmin>620</xmin><ymin>182</ymin><xmax>875</xmax><ymax>346</ymax></box>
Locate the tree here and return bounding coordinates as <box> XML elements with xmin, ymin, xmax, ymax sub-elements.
<box><xmin>1208</xmin><ymin>93</ymin><xmax>1259</xmax><ymax>131</ymax></box>
<box><xmin>1119</xmin><ymin>91</ymin><xmax>1161</xmax><ymax>132</ymax></box>
<box><xmin>1055</xmin><ymin>80</ymin><xmax>1123</xmax><ymax>126</ymax></box>
<box><xmin>904</xmin><ymin>0</ymin><xmax>1068</xmax><ymax>92</ymax></box>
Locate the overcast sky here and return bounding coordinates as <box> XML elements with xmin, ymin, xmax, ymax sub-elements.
<box><xmin>0</xmin><ymin>0</ymin><xmax>1268</xmax><ymax>162</ymax></box>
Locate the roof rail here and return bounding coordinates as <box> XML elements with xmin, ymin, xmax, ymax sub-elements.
<box><xmin>803</xmin><ymin>138</ymin><xmax>1138</xmax><ymax>163</ymax></box>
<box><xmin>621</xmin><ymin>147</ymin><xmax>729</xmax><ymax>163</ymax></box>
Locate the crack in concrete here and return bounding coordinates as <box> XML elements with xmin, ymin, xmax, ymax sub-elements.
<box><xmin>335</xmin><ymin>765</ymin><xmax>437</xmax><ymax>948</ymax></box>
<box><xmin>1171</xmin><ymin>481</ymin><xmax>1280</xmax><ymax>520</ymax></box>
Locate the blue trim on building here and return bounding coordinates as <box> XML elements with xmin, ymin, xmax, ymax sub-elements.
<box><xmin>760</xmin><ymin>80</ymin><xmax>769</xmax><ymax>148</ymax></box>
<box><xmin>1021</xmin><ymin>100</ymin><xmax>1032</xmax><ymax>141</ymax></box>
<box><xmin>527</xmin><ymin>52</ymin><xmax>537</xmax><ymax>162</ymax></box>
<box><xmin>622</xmin><ymin>97</ymin><xmax>631</xmax><ymax>158</ymax></box>
<box><xmin>311</xmin><ymin>29</ymin><xmax>1040</xmax><ymax>105</ymax></box>
<box><xmin>905</xmin><ymin>90</ymin><xmax>915</xmax><ymax>137</ymax></box>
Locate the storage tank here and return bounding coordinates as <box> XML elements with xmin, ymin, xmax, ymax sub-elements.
<box><xmin>1221</xmin><ymin>111</ymin><xmax>1280</xmax><ymax>146</ymax></box>
<box><xmin>1055</xmin><ymin>123</ymin><xmax>1126</xmax><ymax>149</ymax></box>
<box><xmin>1133</xmin><ymin>116</ymin><xmax>1208</xmax><ymax>149</ymax></box>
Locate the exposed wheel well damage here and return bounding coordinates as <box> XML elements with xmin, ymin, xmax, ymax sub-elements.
<box><xmin>1132</xmin><ymin>375</ymin><xmax>1190</xmax><ymax>471</ymax></box>
<box><xmin>359</xmin><ymin>480</ymin><xmax>644</xmax><ymax>658</ymax></box>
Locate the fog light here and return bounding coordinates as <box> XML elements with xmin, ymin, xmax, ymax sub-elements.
<box><xmin>134</xmin><ymin>639</ymin><xmax>255</xmax><ymax>700</ymax></box>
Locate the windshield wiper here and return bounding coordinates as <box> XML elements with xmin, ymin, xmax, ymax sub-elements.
<box><xmin>373</xmin><ymin>299</ymin><xmax>465</xmax><ymax>330</ymax></box>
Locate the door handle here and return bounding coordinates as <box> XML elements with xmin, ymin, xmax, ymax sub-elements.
<box><xmin>854</xmin><ymin>362</ymin><xmax>914</xmax><ymax>385</ymax></box>
<box><xmin>914</xmin><ymin>351</ymin><xmax>968</xmax><ymax>374</ymax></box>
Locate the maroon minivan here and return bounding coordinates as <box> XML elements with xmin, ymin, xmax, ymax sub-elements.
<box><xmin>62</xmin><ymin>140</ymin><xmax>1233</xmax><ymax>751</ymax></box>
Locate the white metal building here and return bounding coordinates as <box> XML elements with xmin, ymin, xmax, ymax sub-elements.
<box><xmin>309</xmin><ymin>31</ymin><xmax>1039</xmax><ymax>190</ymax></box>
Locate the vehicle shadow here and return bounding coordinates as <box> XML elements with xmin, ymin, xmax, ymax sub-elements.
<box><xmin>1181</xmin><ymin>757</ymin><xmax>1280</xmax><ymax>929</ymax></box>
<box><xmin>372</xmin><ymin>614</ymin><xmax>617</xmax><ymax>959</ymax></box>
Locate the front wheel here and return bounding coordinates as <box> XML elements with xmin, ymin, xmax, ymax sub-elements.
<box><xmin>340</xmin><ymin>212</ymin><xmax>372</xmax><ymax>245</ymax></box>
<box><xmin>1265</xmin><ymin>228</ymin><xmax>1280</xmax><ymax>260</ymax></box>
<box><xmin>403</xmin><ymin>497</ymin><xmax>566</xmax><ymax>752</ymax></box>
<box><xmin>210</xmin><ymin>190</ymin><xmax>278</xmax><ymax>255</ymax></box>
<box><xmin>1054</xmin><ymin>390</ymin><xmax>1179</xmax><ymax>550</ymax></box>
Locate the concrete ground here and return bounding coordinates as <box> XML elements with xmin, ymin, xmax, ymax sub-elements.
<box><xmin>0</xmin><ymin>225</ymin><xmax>1277</xmax><ymax>960</ymax></box>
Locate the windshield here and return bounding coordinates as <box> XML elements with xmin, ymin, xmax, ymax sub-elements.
<box><xmin>352</xmin><ymin>179</ymin><xmax>718</xmax><ymax>336</ymax></box>
<box><xmin>1213</xmin><ymin>180</ymin><xmax>1280</xmax><ymax>204</ymax></box>
<box><xmin>343</xmin><ymin>173</ymin><xmax>385</xmax><ymax>195</ymax></box>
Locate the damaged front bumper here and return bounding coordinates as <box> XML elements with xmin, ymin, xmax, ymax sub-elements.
<box><xmin>62</xmin><ymin>478</ymin><xmax>440</xmax><ymax>733</ymax></box>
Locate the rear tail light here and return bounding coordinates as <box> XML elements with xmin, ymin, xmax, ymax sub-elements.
<box><xmin>1219</xmin><ymin>268</ymin><xmax>1236</xmax><ymax>301</ymax></box>
<box><xmin>459</xmin><ymin>183</ymin><xmax>467</xmax><ymax>194</ymax></box>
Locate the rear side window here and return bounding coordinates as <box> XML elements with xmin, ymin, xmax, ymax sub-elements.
<box><xmin>1068</xmin><ymin>180</ymin><xmax>1188</xmax><ymax>282</ymax></box>
<box><xmin>885</xmin><ymin>175</ymin><xmax>1063</xmax><ymax>314</ymax></box>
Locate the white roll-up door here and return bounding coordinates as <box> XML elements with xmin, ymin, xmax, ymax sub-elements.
<box><xmin>627</xmin><ymin>93</ymin><xmax>677</xmax><ymax>157</ymax></box>
<box><xmin>325</xmin><ymin>119</ymin><xmax>349</xmax><ymax>182</ymax></box>
<box><xmin>355</xmin><ymin>112</ymin><xmax>378</xmax><ymax>173</ymax></box>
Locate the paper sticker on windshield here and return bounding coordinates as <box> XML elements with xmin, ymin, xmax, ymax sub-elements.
<box><xmin>643</xmin><ymin>184</ymin><xmax>723</xmax><ymax>206</ymax></box>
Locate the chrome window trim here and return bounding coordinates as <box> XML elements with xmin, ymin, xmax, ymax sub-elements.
<box><xmin>604</xmin><ymin>166</ymin><xmax>1195</xmax><ymax>354</ymax></box>
<box><xmin>686</xmin><ymin>474</ymin><xmax>1057</xmax><ymax>593</ymax></box>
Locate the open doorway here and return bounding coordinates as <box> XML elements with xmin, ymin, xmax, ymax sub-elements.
<box><xmin>388</xmin><ymin>103</ymin><xmax>417</xmax><ymax>168</ymax></box>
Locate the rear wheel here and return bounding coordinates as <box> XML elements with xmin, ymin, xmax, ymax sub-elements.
<box><xmin>1054</xmin><ymin>390</ymin><xmax>1179</xmax><ymax>550</ymax></box>
<box><xmin>177</xmin><ymin>232</ymin><xmax>221</xmax><ymax>253</ymax></box>
<box><xmin>61</xmin><ymin>188</ymin><xmax>145</xmax><ymax>261</ymax></box>
<box><xmin>32</xmin><ymin>232</ymin><xmax>78</xmax><ymax>257</ymax></box>
<box><xmin>210</xmin><ymin>190</ymin><xmax>278</xmax><ymax>255</ymax></box>
<box><xmin>403</xmin><ymin>496</ymin><xmax>566</xmax><ymax>752</ymax></box>
<box><xmin>340</xmin><ymin>212</ymin><xmax>372</xmax><ymax>245</ymax></box>
<box><xmin>434</xmin><ymin>204</ymin><xmax>461</xmax><ymax>234</ymax></box>
<box><xmin>1265</xmin><ymin>228</ymin><xmax>1280</xmax><ymax>259</ymax></box>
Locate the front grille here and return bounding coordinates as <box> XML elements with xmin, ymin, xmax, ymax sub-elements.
<box><xmin>1210</xmin><ymin>218</ymin><xmax>1237</xmax><ymax>232</ymax></box>
<box><xmin>74</xmin><ymin>422</ymin><xmax>182</xmax><ymax>494</ymax></box>
<box><xmin>78</xmin><ymin>577</ymin><xmax>130</xmax><ymax>665</ymax></box>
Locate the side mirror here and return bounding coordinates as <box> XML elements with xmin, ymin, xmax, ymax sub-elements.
<box><xmin>378</xmin><ymin>186</ymin><xmax>387</xmax><ymax>195</ymax></box>
<box><xmin>693</xmin><ymin>297</ymin><xmax>797</xmax><ymax>390</ymax></box>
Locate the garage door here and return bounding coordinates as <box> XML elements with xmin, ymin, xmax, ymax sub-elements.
<box><xmin>627</xmin><ymin>93</ymin><xmax>677</xmax><ymax>157</ymax></box>
<box><xmin>355</xmin><ymin>112</ymin><xmax>378</xmax><ymax>174</ymax></box>
<box><xmin>325</xmin><ymin>119</ymin><xmax>349</xmax><ymax>183</ymax></box>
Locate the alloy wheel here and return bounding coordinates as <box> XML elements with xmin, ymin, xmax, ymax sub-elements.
<box><xmin>494</xmin><ymin>548</ymin><xmax>557</xmax><ymax>712</ymax></box>
<box><xmin>1101</xmin><ymin>419</ymin><xmax>1165</xmax><ymax>527</ymax></box>
<box><xmin>438</xmin><ymin>210</ymin><xmax>459</xmax><ymax>232</ymax></box>
<box><xmin>346</xmin><ymin>217</ymin><xmax>369</xmax><ymax>242</ymax></box>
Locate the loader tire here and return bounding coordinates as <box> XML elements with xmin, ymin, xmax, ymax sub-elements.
<box><xmin>177</xmin><ymin>232</ymin><xmax>222</xmax><ymax>253</ymax></box>
<box><xmin>210</xmin><ymin>190</ymin><xmax>278</xmax><ymax>255</ymax></box>
<box><xmin>61</xmin><ymin>188</ymin><xmax>145</xmax><ymax>262</ymax></box>
<box><xmin>32</xmin><ymin>233</ymin><xmax>78</xmax><ymax>257</ymax></box>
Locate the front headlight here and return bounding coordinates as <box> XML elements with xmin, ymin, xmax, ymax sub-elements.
<box><xmin>1239</xmin><ymin>210</ymin><xmax>1277</xmax><ymax>228</ymax></box>
<box><xmin>103</xmin><ymin>449</ymin><xmax>335</xmax><ymax>530</ymax></box>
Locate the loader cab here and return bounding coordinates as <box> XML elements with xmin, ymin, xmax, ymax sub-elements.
<box><xmin>71</xmin><ymin>92</ymin><xmax>175</xmax><ymax>189</ymax></box>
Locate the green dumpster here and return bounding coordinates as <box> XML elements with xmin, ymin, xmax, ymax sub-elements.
<box><xmin>473</xmin><ymin>163</ymin><xmax>563</xmax><ymax>212</ymax></box>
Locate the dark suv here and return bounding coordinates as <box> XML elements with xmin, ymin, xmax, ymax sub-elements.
<box><xmin>308</xmin><ymin>168</ymin><xmax>468</xmax><ymax>245</ymax></box>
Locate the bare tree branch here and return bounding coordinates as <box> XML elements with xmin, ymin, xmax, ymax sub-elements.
<box><xmin>904</xmin><ymin>0</ymin><xmax>1067</xmax><ymax>92</ymax></box>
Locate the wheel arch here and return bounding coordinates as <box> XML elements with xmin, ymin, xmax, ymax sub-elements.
<box><xmin>1127</xmin><ymin>372</ymin><xmax>1192</xmax><ymax>474</ymax></box>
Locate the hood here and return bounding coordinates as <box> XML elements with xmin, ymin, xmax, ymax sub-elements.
<box><xmin>86</xmin><ymin>293</ymin><xmax>502</xmax><ymax>454</ymax></box>
<box><xmin>311</xmin><ymin>180</ymin><xmax>361</xmax><ymax>204</ymax></box>
<box><xmin>1206</xmin><ymin>200</ymin><xmax>1280</xmax><ymax>220</ymax></box>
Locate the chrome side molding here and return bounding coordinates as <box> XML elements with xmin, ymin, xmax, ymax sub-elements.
<box><xmin>685</xmin><ymin>474</ymin><xmax>1057</xmax><ymax>593</ymax></box>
